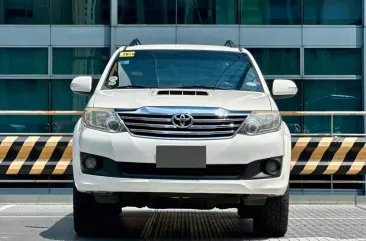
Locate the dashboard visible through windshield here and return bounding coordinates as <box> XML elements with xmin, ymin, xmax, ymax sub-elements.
<box><xmin>103</xmin><ymin>50</ymin><xmax>263</xmax><ymax>92</ymax></box>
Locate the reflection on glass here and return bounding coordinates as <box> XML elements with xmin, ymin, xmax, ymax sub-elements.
<box><xmin>303</xmin><ymin>0</ymin><xmax>362</xmax><ymax>25</ymax></box>
<box><xmin>118</xmin><ymin>0</ymin><xmax>176</xmax><ymax>24</ymax></box>
<box><xmin>177</xmin><ymin>0</ymin><xmax>238</xmax><ymax>24</ymax></box>
<box><xmin>240</xmin><ymin>0</ymin><xmax>301</xmax><ymax>25</ymax></box>
<box><xmin>305</xmin><ymin>48</ymin><xmax>362</xmax><ymax>75</ymax></box>
<box><xmin>51</xmin><ymin>0</ymin><xmax>110</xmax><ymax>25</ymax></box>
<box><xmin>268</xmin><ymin>79</ymin><xmax>363</xmax><ymax>134</ymax></box>
<box><xmin>104</xmin><ymin>50</ymin><xmax>263</xmax><ymax>92</ymax></box>
<box><xmin>304</xmin><ymin>79</ymin><xmax>362</xmax><ymax>134</ymax></box>
<box><xmin>52</xmin><ymin>48</ymin><xmax>110</xmax><ymax>75</ymax></box>
<box><xmin>0</xmin><ymin>48</ymin><xmax>48</xmax><ymax>75</ymax></box>
<box><xmin>52</xmin><ymin>79</ymin><xmax>90</xmax><ymax>133</ymax></box>
<box><xmin>248</xmin><ymin>48</ymin><xmax>300</xmax><ymax>75</ymax></box>
<box><xmin>0</xmin><ymin>0</ymin><xmax>50</xmax><ymax>24</ymax></box>
<box><xmin>0</xmin><ymin>79</ymin><xmax>48</xmax><ymax>133</ymax></box>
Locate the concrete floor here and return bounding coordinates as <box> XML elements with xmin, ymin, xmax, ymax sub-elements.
<box><xmin>0</xmin><ymin>204</ymin><xmax>365</xmax><ymax>240</ymax></box>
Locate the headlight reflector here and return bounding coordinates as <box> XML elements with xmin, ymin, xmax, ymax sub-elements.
<box><xmin>239</xmin><ymin>112</ymin><xmax>281</xmax><ymax>135</ymax></box>
<box><xmin>83</xmin><ymin>108</ymin><xmax>126</xmax><ymax>133</ymax></box>
<box><xmin>105</xmin><ymin>117</ymin><xmax>122</xmax><ymax>132</ymax></box>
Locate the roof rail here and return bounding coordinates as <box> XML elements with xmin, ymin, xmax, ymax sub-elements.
<box><xmin>224</xmin><ymin>40</ymin><xmax>237</xmax><ymax>48</ymax></box>
<box><xmin>129</xmin><ymin>38</ymin><xmax>142</xmax><ymax>46</ymax></box>
<box><xmin>224</xmin><ymin>40</ymin><xmax>243</xmax><ymax>52</ymax></box>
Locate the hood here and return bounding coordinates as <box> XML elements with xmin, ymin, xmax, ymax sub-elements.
<box><xmin>91</xmin><ymin>89</ymin><xmax>273</xmax><ymax>111</ymax></box>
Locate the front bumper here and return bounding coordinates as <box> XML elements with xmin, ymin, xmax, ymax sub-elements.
<box><xmin>73</xmin><ymin>124</ymin><xmax>291</xmax><ymax>196</ymax></box>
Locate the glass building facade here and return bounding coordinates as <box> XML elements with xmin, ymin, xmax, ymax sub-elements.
<box><xmin>0</xmin><ymin>0</ymin><xmax>364</xmax><ymax>135</ymax></box>
<box><xmin>0</xmin><ymin>0</ymin><xmax>365</xmax><ymax>193</ymax></box>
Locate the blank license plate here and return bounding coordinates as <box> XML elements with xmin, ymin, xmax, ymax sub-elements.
<box><xmin>156</xmin><ymin>146</ymin><xmax>206</xmax><ymax>168</ymax></box>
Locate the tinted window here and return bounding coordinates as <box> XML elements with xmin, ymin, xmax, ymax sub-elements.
<box><xmin>0</xmin><ymin>48</ymin><xmax>48</xmax><ymax>75</ymax></box>
<box><xmin>177</xmin><ymin>0</ymin><xmax>238</xmax><ymax>24</ymax></box>
<box><xmin>305</xmin><ymin>48</ymin><xmax>362</xmax><ymax>75</ymax></box>
<box><xmin>240</xmin><ymin>0</ymin><xmax>301</xmax><ymax>25</ymax></box>
<box><xmin>248</xmin><ymin>48</ymin><xmax>300</xmax><ymax>75</ymax></box>
<box><xmin>303</xmin><ymin>0</ymin><xmax>362</xmax><ymax>25</ymax></box>
<box><xmin>304</xmin><ymin>79</ymin><xmax>362</xmax><ymax>134</ymax></box>
<box><xmin>51</xmin><ymin>0</ymin><xmax>110</xmax><ymax>25</ymax></box>
<box><xmin>0</xmin><ymin>0</ymin><xmax>50</xmax><ymax>24</ymax></box>
<box><xmin>118</xmin><ymin>0</ymin><xmax>176</xmax><ymax>24</ymax></box>
<box><xmin>106</xmin><ymin>50</ymin><xmax>263</xmax><ymax>92</ymax></box>
<box><xmin>52</xmin><ymin>48</ymin><xmax>110</xmax><ymax>75</ymax></box>
<box><xmin>0</xmin><ymin>79</ymin><xmax>48</xmax><ymax>133</ymax></box>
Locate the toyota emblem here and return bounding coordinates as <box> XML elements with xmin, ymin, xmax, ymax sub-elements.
<box><xmin>171</xmin><ymin>114</ymin><xmax>194</xmax><ymax>128</ymax></box>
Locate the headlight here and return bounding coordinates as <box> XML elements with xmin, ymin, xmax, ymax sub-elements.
<box><xmin>83</xmin><ymin>108</ymin><xmax>126</xmax><ymax>133</ymax></box>
<box><xmin>239</xmin><ymin>111</ymin><xmax>281</xmax><ymax>135</ymax></box>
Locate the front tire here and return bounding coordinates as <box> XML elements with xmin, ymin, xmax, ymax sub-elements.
<box><xmin>73</xmin><ymin>185</ymin><xmax>121</xmax><ymax>237</ymax></box>
<box><xmin>252</xmin><ymin>189</ymin><xmax>289</xmax><ymax>237</ymax></box>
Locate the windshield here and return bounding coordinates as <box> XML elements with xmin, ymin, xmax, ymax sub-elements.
<box><xmin>103</xmin><ymin>50</ymin><xmax>263</xmax><ymax>92</ymax></box>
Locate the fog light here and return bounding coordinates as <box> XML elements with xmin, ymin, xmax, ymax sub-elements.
<box><xmin>84</xmin><ymin>156</ymin><xmax>98</xmax><ymax>170</ymax></box>
<box><xmin>264</xmin><ymin>159</ymin><xmax>280</xmax><ymax>175</ymax></box>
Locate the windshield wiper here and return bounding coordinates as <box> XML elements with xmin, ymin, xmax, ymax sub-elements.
<box><xmin>116</xmin><ymin>86</ymin><xmax>151</xmax><ymax>89</ymax></box>
<box><xmin>174</xmin><ymin>86</ymin><xmax>227</xmax><ymax>90</ymax></box>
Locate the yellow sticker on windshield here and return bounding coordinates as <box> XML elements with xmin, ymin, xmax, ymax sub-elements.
<box><xmin>119</xmin><ymin>51</ymin><xmax>135</xmax><ymax>57</ymax></box>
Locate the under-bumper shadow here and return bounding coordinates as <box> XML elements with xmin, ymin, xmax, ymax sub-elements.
<box><xmin>40</xmin><ymin>209</ymin><xmax>270</xmax><ymax>240</ymax></box>
<box><xmin>40</xmin><ymin>210</ymin><xmax>156</xmax><ymax>241</ymax></box>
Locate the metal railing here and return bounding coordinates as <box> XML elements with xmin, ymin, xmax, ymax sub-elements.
<box><xmin>0</xmin><ymin>110</ymin><xmax>365</xmax><ymax>194</ymax></box>
<box><xmin>0</xmin><ymin>111</ymin><xmax>84</xmax><ymax>116</ymax></box>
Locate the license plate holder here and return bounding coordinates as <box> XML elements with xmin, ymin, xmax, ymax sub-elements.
<box><xmin>156</xmin><ymin>146</ymin><xmax>206</xmax><ymax>168</ymax></box>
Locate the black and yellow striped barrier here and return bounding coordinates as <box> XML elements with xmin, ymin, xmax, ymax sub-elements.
<box><xmin>291</xmin><ymin>137</ymin><xmax>366</xmax><ymax>175</ymax></box>
<box><xmin>0</xmin><ymin>135</ymin><xmax>366</xmax><ymax>175</ymax></box>
<box><xmin>0</xmin><ymin>136</ymin><xmax>72</xmax><ymax>175</ymax></box>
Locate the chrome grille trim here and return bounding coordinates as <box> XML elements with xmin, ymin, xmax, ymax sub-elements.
<box><xmin>116</xmin><ymin>106</ymin><xmax>250</xmax><ymax>139</ymax></box>
<box><xmin>122</xmin><ymin>116</ymin><xmax>245</xmax><ymax>123</ymax></box>
<box><xmin>124</xmin><ymin>122</ymin><xmax>241</xmax><ymax>129</ymax></box>
<box><xmin>120</xmin><ymin>116</ymin><xmax>171</xmax><ymax>122</ymax></box>
<box><xmin>130</xmin><ymin>129</ymin><xmax>236</xmax><ymax>136</ymax></box>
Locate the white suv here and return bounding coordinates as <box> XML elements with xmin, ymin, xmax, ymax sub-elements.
<box><xmin>71</xmin><ymin>39</ymin><xmax>297</xmax><ymax>238</ymax></box>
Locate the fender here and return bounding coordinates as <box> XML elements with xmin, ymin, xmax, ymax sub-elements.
<box><xmin>73</xmin><ymin>118</ymin><xmax>83</xmax><ymax>134</ymax></box>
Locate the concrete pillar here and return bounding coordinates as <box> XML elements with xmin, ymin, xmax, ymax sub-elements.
<box><xmin>110</xmin><ymin>0</ymin><xmax>118</xmax><ymax>55</ymax></box>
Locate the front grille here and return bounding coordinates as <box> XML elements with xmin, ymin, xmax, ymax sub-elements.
<box><xmin>117</xmin><ymin>112</ymin><xmax>247</xmax><ymax>139</ymax></box>
<box><xmin>118</xmin><ymin>163</ymin><xmax>245</xmax><ymax>180</ymax></box>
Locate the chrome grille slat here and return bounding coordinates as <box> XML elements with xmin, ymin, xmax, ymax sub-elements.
<box><xmin>121</xmin><ymin>116</ymin><xmax>171</xmax><ymax>122</ymax></box>
<box><xmin>193</xmin><ymin>119</ymin><xmax>245</xmax><ymax>123</ymax></box>
<box><xmin>124</xmin><ymin>122</ymin><xmax>241</xmax><ymax>129</ymax></box>
<box><xmin>122</xmin><ymin>116</ymin><xmax>245</xmax><ymax>123</ymax></box>
<box><xmin>117</xmin><ymin>109</ymin><xmax>248</xmax><ymax>139</ymax></box>
<box><xmin>130</xmin><ymin>129</ymin><xmax>235</xmax><ymax>136</ymax></box>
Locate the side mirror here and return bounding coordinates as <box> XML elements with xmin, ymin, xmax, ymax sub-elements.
<box><xmin>272</xmin><ymin>79</ymin><xmax>298</xmax><ymax>99</ymax></box>
<box><xmin>70</xmin><ymin>76</ymin><xmax>93</xmax><ymax>95</ymax></box>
